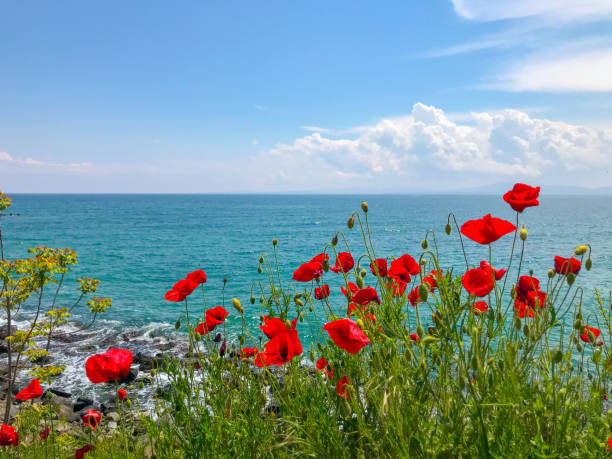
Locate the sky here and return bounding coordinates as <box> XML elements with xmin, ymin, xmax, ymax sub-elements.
<box><xmin>1</xmin><ymin>0</ymin><xmax>611</xmax><ymax>193</ymax></box>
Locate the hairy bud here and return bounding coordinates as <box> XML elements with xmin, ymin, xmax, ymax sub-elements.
<box><xmin>356</xmin><ymin>275</ymin><xmax>365</xmax><ymax>289</ymax></box>
<box><xmin>361</xmin><ymin>201</ymin><xmax>369</xmax><ymax>213</ymax></box>
<box><xmin>519</xmin><ymin>226</ymin><xmax>528</xmax><ymax>241</ymax></box>
<box><xmin>575</xmin><ymin>245</ymin><xmax>588</xmax><ymax>256</ymax></box>
<box><xmin>331</xmin><ymin>235</ymin><xmax>338</xmax><ymax>246</ymax></box>
<box><xmin>418</xmin><ymin>283</ymin><xmax>429</xmax><ymax>302</ymax></box>
<box><xmin>567</xmin><ymin>273</ymin><xmax>576</xmax><ymax>286</ymax></box>
<box><xmin>232</xmin><ymin>298</ymin><xmax>244</xmax><ymax>314</ymax></box>
<box><xmin>272</xmin><ymin>238</ymin><xmax>278</xmax><ymax>246</ymax></box>
<box><xmin>547</xmin><ymin>269</ymin><xmax>555</xmax><ymax>279</ymax></box>
<box><xmin>347</xmin><ymin>216</ymin><xmax>355</xmax><ymax>229</ymax></box>
<box><xmin>421</xmin><ymin>239</ymin><xmax>428</xmax><ymax>250</ymax></box>
<box><xmin>445</xmin><ymin>223</ymin><xmax>451</xmax><ymax>235</ymax></box>
<box><xmin>586</xmin><ymin>258</ymin><xmax>592</xmax><ymax>271</ymax></box>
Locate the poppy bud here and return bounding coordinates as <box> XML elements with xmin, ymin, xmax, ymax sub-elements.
<box><xmin>357</xmin><ymin>319</ymin><xmax>365</xmax><ymax>329</ymax></box>
<box><xmin>139</xmin><ymin>382</ymin><xmax>144</xmax><ymax>390</ymax></box>
<box><xmin>151</xmin><ymin>369</ymin><xmax>156</xmax><ymax>376</ymax></box>
<box><xmin>519</xmin><ymin>227</ymin><xmax>527</xmax><ymax>241</ymax></box>
<box><xmin>510</xmin><ymin>286</ymin><xmax>516</xmax><ymax>299</ymax></box>
<box><xmin>299</xmin><ymin>311</ymin><xmax>304</xmax><ymax>322</ymax></box>
<box><xmin>428</xmin><ymin>325</ymin><xmax>436</xmax><ymax>336</ymax></box>
<box><xmin>523</xmin><ymin>324</ymin><xmax>530</xmax><ymax>336</ymax></box>
<box><xmin>422</xmin><ymin>335</ymin><xmax>439</xmax><ymax>345</ymax></box>
<box><xmin>347</xmin><ymin>217</ymin><xmax>355</xmax><ymax>229</ymax></box>
<box><xmin>576</xmin><ymin>343</ymin><xmax>583</xmax><ymax>352</ymax></box>
<box><xmin>580</xmin><ymin>325</ymin><xmax>586</xmax><ymax>336</ymax></box>
<box><xmin>552</xmin><ymin>348</ymin><xmax>563</xmax><ymax>364</ymax></box>
<box><xmin>295</xmin><ymin>298</ymin><xmax>304</xmax><ymax>308</ymax></box>
<box><xmin>514</xmin><ymin>317</ymin><xmax>522</xmax><ymax>330</ymax></box>
<box><xmin>355</xmin><ymin>275</ymin><xmax>364</xmax><ymax>289</ymax></box>
<box><xmin>571</xmin><ymin>334</ymin><xmax>578</xmax><ymax>344</ymax></box>
<box><xmin>575</xmin><ymin>245</ymin><xmax>588</xmax><ymax>256</ymax></box>
<box><xmin>588</xmin><ymin>331</ymin><xmax>596</xmax><ymax>344</ymax></box>
<box><xmin>175</xmin><ymin>319</ymin><xmax>181</xmax><ymax>330</ymax></box>
<box><xmin>250</xmin><ymin>296</ymin><xmax>255</xmax><ymax>304</ymax></box>
<box><xmin>547</xmin><ymin>269</ymin><xmax>555</xmax><ymax>279</ymax></box>
<box><xmin>418</xmin><ymin>283</ymin><xmax>429</xmax><ymax>302</ymax></box>
<box><xmin>576</xmin><ymin>311</ymin><xmax>583</xmax><ymax>321</ymax></box>
<box><xmin>309</xmin><ymin>349</ymin><xmax>315</xmax><ymax>361</ymax></box>
<box><xmin>214</xmin><ymin>333</ymin><xmax>222</xmax><ymax>343</ymax></box>
<box><xmin>232</xmin><ymin>298</ymin><xmax>243</xmax><ymax>314</ymax></box>
<box><xmin>360</xmin><ymin>269</ymin><xmax>367</xmax><ymax>278</ymax></box>
<box><xmin>126</xmin><ymin>399</ymin><xmax>132</xmax><ymax>408</ymax></box>
<box><xmin>322</xmin><ymin>259</ymin><xmax>330</xmax><ymax>272</ymax></box>
<box><xmin>331</xmin><ymin>235</ymin><xmax>338</xmax><ymax>246</ymax></box>
<box><xmin>416</xmin><ymin>325</ymin><xmax>424</xmax><ymax>337</ymax></box>
<box><xmin>445</xmin><ymin>223</ymin><xmax>451</xmax><ymax>235</ymax></box>
<box><xmin>361</xmin><ymin>201</ymin><xmax>368</xmax><ymax>213</ymax></box>
<box><xmin>257</xmin><ymin>266</ymin><xmax>263</xmax><ymax>274</ymax></box>
<box><xmin>285</xmin><ymin>319</ymin><xmax>292</xmax><ymax>329</ymax></box>
<box><xmin>194</xmin><ymin>331</ymin><xmax>201</xmax><ymax>342</ymax></box>
<box><xmin>421</xmin><ymin>239</ymin><xmax>428</xmax><ymax>250</ymax></box>
<box><xmin>586</xmin><ymin>258</ymin><xmax>592</xmax><ymax>271</ymax></box>
<box><xmin>574</xmin><ymin>319</ymin><xmax>582</xmax><ymax>330</ymax></box>
<box><xmin>219</xmin><ymin>340</ymin><xmax>226</xmax><ymax>357</ymax></box>
<box><xmin>260</xmin><ymin>295</ymin><xmax>264</xmax><ymax>303</ymax></box>
<box><xmin>259</xmin><ymin>256</ymin><xmax>264</xmax><ymax>264</ymax></box>
<box><xmin>567</xmin><ymin>273</ymin><xmax>575</xmax><ymax>286</ymax></box>
<box><xmin>272</xmin><ymin>238</ymin><xmax>278</xmax><ymax>246</ymax></box>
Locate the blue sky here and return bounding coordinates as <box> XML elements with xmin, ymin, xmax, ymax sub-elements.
<box><xmin>1</xmin><ymin>0</ymin><xmax>611</xmax><ymax>192</ymax></box>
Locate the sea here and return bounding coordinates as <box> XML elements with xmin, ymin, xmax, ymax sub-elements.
<box><xmin>1</xmin><ymin>193</ymin><xmax>611</xmax><ymax>403</ymax></box>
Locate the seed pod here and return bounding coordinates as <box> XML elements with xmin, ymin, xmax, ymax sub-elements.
<box><xmin>586</xmin><ymin>258</ymin><xmax>592</xmax><ymax>271</ymax></box>
<box><xmin>299</xmin><ymin>312</ymin><xmax>304</xmax><ymax>322</ymax></box>
<box><xmin>309</xmin><ymin>349</ymin><xmax>315</xmax><ymax>361</ymax></box>
<box><xmin>567</xmin><ymin>273</ymin><xmax>575</xmax><ymax>286</ymax></box>
<box><xmin>347</xmin><ymin>217</ymin><xmax>355</xmax><ymax>229</ymax></box>
<box><xmin>574</xmin><ymin>319</ymin><xmax>583</xmax><ymax>330</ymax></box>
<box><xmin>416</xmin><ymin>325</ymin><xmax>425</xmax><ymax>337</ymax></box>
<box><xmin>257</xmin><ymin>266</ymin><xmax>263</xmax><ymax>274</ymax></box>
<box><xmin>239</xmin><ymin>335</ymin><xmax>245</xmax><ymax>346</ymax></box>
<box><xmin>418</xmin><ymin>283</ymin><xmax>429</xmax><ymax>302</ymax></box>
<box><xmin>322</xmin><ymin>259</ymin><xmax>330</xmax><ymax>271</ymax></box>
<box><xmin>422</xmin><ymin>335</ymin><xmax>439</xmax><ymax>345</ymax></box>
<box><xmin>272</xmin><ymin>238</ymin><xmax>278</xmax><ymax>246</ymax></box>
<box><xmin>219</xmin><ymin>340</ymin><xmax>226</xmax><ymax>357</ymax></box>
<box><xmin>259</xmin><ymin>256</ymin><xmax>264</xmax><ymax>264</ymax></box>
<box><xmin>552</xmin><ymin>348</ymin><xmax>563</xmax><ymax>364</ymax></box>
<box><xmin>361</xmin><ymin>201</ymin><xmax>369</xmax><ymax>213</ymax></box>
<box><xmin>577</xmin><ymin>343</ymin><xmax>583</xmax><ymax>352</ymax></box>
<box><xmin>250</xmin><ymin>296</ymin><xmax>255</xmax><ymax>304</ymax></box>
<box><xmin>547</xmin><ymin>269</ymin><xmax>555</xmax><ymax>279</ymax></box>
<box><xmin>175</xmin><ymin>319</ymin><xmax>181</xmax><ymax>330</ymax></box>
<box><xmin>421</xmin><ymin>239</ymin><xmax>428</xmax><ymax>250</ymax></box>
<box><xmin>523</xmin><ymin>324</ymin><xmax>530</xmax><ymax>336</ymax></box>
<box><xmin>519</xmin><ymin>227</ymin><xmax>528</xmax><ymax>241</ymax></box>
<box><xmin>510</xmin><ymin>286</ymin><xmax>516</xmax><ymax>299</ymax></box>
<box><xmin>356</xmin><ymin>275</ymin><xmax>365</xmax><ymax>289</ymax></box>
<box><xmin>232</xmin><ymin>298</ymin><xmax>244</xmax><ymax>314</ymax></box>
<box><xmin>445</xmin><ymin>223</ymin><xmax>452</xmax><ymax>235</ymax></box>
<box><xmin>194</xmin><ymin>331</ymin><xmax>201</xmax><ymax>342</ymax></box>
<box><xmin>575</xmin><ymin>245</ymin><xmax>588</xmax><ymax>256</ymax></box>
<box><xmin>295</xmin><ymin>298</ymin><xmax>304</xmax><ymax>307</ymax></box>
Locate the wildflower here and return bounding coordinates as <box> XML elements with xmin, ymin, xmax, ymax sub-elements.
<box><xmin>186</xmin><ymin>269</ymin><xmax>207</xmax><ymax>285</ymax></box>
<box><xmin>330</xmin><ymin>252</ymin><xmax>355</xmax><ymax>274</ymax></box>
<box><xmin>323</xmin><ymin>318</ymin><xmax>370</xmax><ymax>354</ymax></box>
<box><xmin>194</xmin><ymin>362</ymin><xmax>201</xmax><ymax>370</ymax></box>
<box><xmin>351</xmin><ymin>287</ymin><xmax>380</xmax><ymax>306</ymax></box>
<box><xmin>86</xmin><ymin>348</ymin><xmax>133</xmax><ymax>384</ymax></box>
<box><xmin>213</xmin><ymin>332</ymin><xmax>222</xmax><ymax>342</ymax></box>
<box><xmin>462</xmin><ymin>268</ymin><xmax>494</xmax><ymax>297</ymax></box>
<box><xmin>554</xmin><ymin>256</ymin><xmax>581</xmax><ymax>276</ymax></box>
<box><xmin>255</xmin><ymin>317</ymin><xmax>302</xmax><ymax>367</ymax></box>
<box><xmin>341</xmin><ymin>282</ymin><xmax>358</xmax><ymax>298</ymax></box>
<box><xmin>408</xmin><ymin>287</ymin><xmax>420</xmax><ymax>307</ymax></box>
<box><xmin>219</xmin><ymin>340</ymin><xmax>226</xmax><ymax>357</ymax></box>
<box><xmin>194</xmin><ymin>306</ymin><xmax>229</xmax><ymax>335</ymax></box>
<box><xmin>387</xmin><ymin>280</ymin><xmax>407</xmax><ymax>297</ymax></box>
<box><xmin>164</xmin><ymin>278</ymin><xmax>198</xmax><ymax>302</ymax></box>
<box><xmin>82</xmin><ymin>410</ymin><xmax>102</xmax><ymax>430</ymax></box>
<box><xmin>241</xmin><ymin>347</ymin><xmax>258</xmax><ymax>358</ymax></box>
<box><xmin>580</xmin><ymin>326</ymin><xmax>601</xmax><ymax>344</ymax></box>
<box><xmin>314</xmin><ymin>284</ymin><xmax>330</xmax><ymax>300</ymax></box>
<box><xmin>370</xmin><ymin>258</ymin><xmax>388</xmax><ymax>277</ymax></box>
<box><xmin>310</xmin><ymin>253</ymin><xmax>329</xmax><ymax>264</ymax></box>
<box><xmin>502</xmin><ymin>183</ymin><xmax>540</xmax><ymax>212</ymax></box>
<box><xmin>0</xmin><ymin>424</ymin><xmax>18</xmax><ymax>446</ymax></box>
<box><xmin>346</xmin><ymin>302</ymin><xmax>361</xmax><ymax>316</ymax></box>
<box><xmin>15</xmin><ymin>378</ymin><xmax>43</xmax><ymax>401</ymax></box>
<box><xmin>410</xmin><ymin>333</ymin><xmax>420</xmax><ymax>342</ymax></box>
<box><xmin>479</xmin><ymin>261</ymin><xmax>506</xmax><ymax>281</ymax></box>
<box><xmin>460</xmin><ymin>214</ymin><xmax>516</xmax><ymax>245</ymax></box>
<box><xmin>337</xmin><ymin>377</ymin><xmax>350</xmax><ymax>400</ymax></box>
<box><xmin>117</xmin><ymin>389</ymin><xmax>127</xmax><ymax>400</ymax></box>
<box><xmin>40</xmin><ymin>426</ymin><xmax>50</xmax><ymax>440</ymax></box>
<box><xmin>608</xmin><ymin>436</ymin><xmax>612</xmax><ymax>453</ymax></box>
<box><xmin>232</xmin><ymin>298</ymin><xmax>243</xmax><ymax>314</ymax></box>
<box><xmin>389</xmin><ymin>254</ymin><xmax>420</xmax><ymax>284</ymax></box>
<box><xmin>75</xmin><ymin>445</ymin><xmax>96</xmax><ymax>459</ymax></box>
<box><xmin>472</xmin><ymin>301</ymin><xmax>489</xmax><ymax>315</ymax></box>
<box><xmin>292</xmin><ymin>261</ymin><xmax>323</xmax><ymax>282</ymax></box>
<box><xmin>316</xmin><ymin>357</ymin><xmax>328</xmax><ymax>371</ymax></box>
<box><xmin>422</xmin><ymin>269</ymin><xmax>444</xmax><ymax>290</ymax></box>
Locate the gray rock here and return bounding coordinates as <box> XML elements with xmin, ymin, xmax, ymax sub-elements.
<box><xmin>73</xmin><ymin>397</ymin><xmax>93</xmax><ymax>412</ymax></box>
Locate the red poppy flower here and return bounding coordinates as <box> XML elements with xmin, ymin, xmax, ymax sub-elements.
<box><xmin>527</xmin><ymin>290</ymin><xmax>547</xmax><ymax>308</ymax></box>
<box><xmin>75</xmin><ymin>445</ymin><xmax>96</xmax><ymax>459</ymax></box>
<box><xmin>514</xmin><ymin>300</ymin><xmax>535</xmax><ymax>318</ymax></box>
<box><xmin>503</xmin><ymin>183</ymin><xmax>540</xmax><ymax>213</ymax></box>
<box><xmin>517</xmin><ymin>276</ymin><xmax>540</xmax><ymax>298</ymax></box>
<box><xmin>292</xmin><ymin>261</ymin><xmax>323</xmax><ymax>282</ymax></box>
<box><xmin>408</xmin><ymin>287</ymin><xmax>420</xmax><ymax>307</ymax></box>
<box><xmin>85</xmin><ymin>348</ymin><xmax>133</xmax><ymax>384</ymax></box>
<box><xmin>15</xmin><ymin>378</ymin><xmax>43</xmax><ymax>401</ymax></box>
<box><xmin>314</xmin><ymin>284</ymin><xmax>330</xmax><ymax>300</ymax></box>
<box><xmin>254</xmin><ymin>327</ymin><xmax>302</xmax><ymax>367</ymax></box>
<box><xmin>337</xmin><ymin>376</ymin><xmax>350</xmax><ymax>400</ymax></box>
<box><xmin>346</xmin><ymin>302</ymin><xmax>361</xmax><ymax>316</ymax></box>
<box><xmin>310</xmin><ymin>253</ymin><xmax>329</xmax><ymax>264</ymax></box>
<box><xmin>186</xmin><ymin>269</ymin><xmax>207</xmax><ymax>285</ymax></box>
<box><xmin>608</xmin><ymin>436</ymin><xmax>612</xmax><ymax>453</ymax></box>
<box><xmin>117</xmin><ymin>389</ymin><xmax>127</xmax><ymax>400</ymax></box>
<box><xmin>164</xmin><ymin>278</ymin><xmax>199</xmax><ymax>302</ymax></box>
<box><xmin>554</xmin><ymin>256</ymin><xmax>581</xmax><ymax>276</ymax></box>
<box><xmin>206</xmin><ymin>306</ymin><xmax>229</xmax><ymax>328</ymax></box>
<box><xmin>461</xmin><ymin>268</ymin><xmax>494</xmax><ymax>297</ymax></box>
<box><xmin>479</xmin><ymin>261</ymin><xmax>506</xmax><ymax>281</ymax></box>
<box><xmin>421</xmin><ymin>270</ymin><xmax>443</xmax><ymax>290</ymax></box>
<box><xmin>326</xmin><ymin>367</ymin><xmax>334</xmax><ymax>380</ymax></box>
<box><xmin>580</xmin><ymin>326</ymin><xmax>601</xmax><ymax>344</ymax></box>
<box><xmin>410</xmin><ymin>333</ymin><xmax>420</xmax><ymax>342</ymax></box>
<box><xmin>40</xmin><ymin>426</ymin><xmax>50</xmax><ymax>440</ymax></box>
<box><xmin>387</xmin><ymin>280</ymin><xmax>407</xmax><ymax>297</ymax></box>
<box><xmin>389</xmin><ymin>254</ymin><xmax>420</xmax><ymax>283</ymax></box>
<box><xmin>323</xmin><ymin>318</ymin><xmax>370</xmax><ymax>354</ymax></box>
<box><xmin>316</xmin><ymin>357</ymin><xmax>328</xmax><ymax>371</ymax></box>
<box><xmin>0</xmin><ymin>424</ymin><xmax>18</xmax><ymax>447</ymax></box>
<box><xmin>241</xmin><ymin>347</ymin><xmax>258</xmax><ymax>358</ymax></box>
<box><xmin>82</xmin><ymin>410</ymin><xmax>102</xmax><ymax>430</ymax></box>
<box><xmin>260</xmin><ymin>316</ymin><xmax>296</xmax><ymax>339</ymax></box>
<box><xmin>460</xmin><ymin>214</ymin><xmax>516</xmax><ymax>245</ymax></box>
<box><xmin>370</xmin><ymin>259</ymin><xmax>388</xmax><ymax>277</ymax></box>
<box><xmin>340</xmin><ymin>282</ymin><xmax>358</xmax><ymax>298</ymax></box>
<box><xmin>330</xmin><ymin>252</ymin><xmax>355</xmax><ymax>274</ymax></box>
<box><xmin>351</xmin><ymin>287</ymin><xmax>380</xmax><ymax>306</ymax></box>
<box><xmin>473</xmin><ymin>301</ymin><xmax>489</xmax><ymax>315</ymax></box>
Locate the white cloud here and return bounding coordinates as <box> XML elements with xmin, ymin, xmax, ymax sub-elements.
<box><xmin>0</xmin><ymin>151</ymin><xmax>90</xmax><ymax>171</ymax></box>
<box><xmin>452</xmin><ymin>0</ymin><xmax>612</xmax><ymax>23</ymax></box>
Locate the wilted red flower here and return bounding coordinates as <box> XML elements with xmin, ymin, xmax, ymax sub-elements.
<box><xmin>554</xmin><ymin>256</ymin><xmax>581</xmax><ymax>276</ymax></box>
<box><xmin>410</xmin><ymin>333</ymin><xmax>420</xmax><ymax>342</ymax></box>
<box><xmin>241</xmin><ymin>347</ymin><xmax>258</xmax><ymax>358</ymax></box>
<box><xmin>186</xmin><ymin>269</ymin><xmax>207</xmax><ymax>285</ymax></box>
<box><xmin>75</xmin><ymin>445</ymin><xmax>96</xmax><ymax>459</ymax></box>
<box><xmin>292</xmin><ymin>261</ymin><xmax>323</xmax><ymax>282</ymax></box>
<box><xmin>460</xmin><ymin>214</ymin><xmax>516</xmax><ymax>245</ymax></box>
<box><xmin>255</xmin><ymin>318</ymin><xmax>302</xmax><ymax>367</ymax></box>
<box><xmin>0</xmin><ymin>424</ymin><xmax>18</xmax><ymax>447</ymax></box>
<box><xmin>330</xmin><ymin>252</ymin><xmax>355</xmax><ymax>274</ymax></box>
<box><xmin>323</xmin><ymin>318</ymin><xmax>370</xmax><ymax>354</ymax></box>
<box><xmin>164</xmin><ymin>278</ymin><xmax>199</xmax><ymax>302</ymax></box>
<box><xmin>15</xmin><ymin>378</ymin><xmax>43</xmax><ymax>401</ymax></box>
<box><xmin>408</xmin><ymin>287</ymin><xmax>420</xmax><ymax>307</ymax></box>
<box><xmin>370</xmin><ymin>259</ymin><xmax>388</xmax><ymax>277</ymax></box>
<box><xmin>580</xmin><ymin>326</ymin><xmax>601</xmax><ymax>344</ymax></box>
<box><xmin>326</xmin><ymin>367</ymin><xmax>334</xmax><ymax>380</ymax></box>
<box><xmin>82</xmin><ymin>410</ymin><xmax>102</xmax><ymax>430</ymax></box>
<box><xmin>479</xmin><ymin>261</ymin><xmax>506</xmax><ymax>281</ymax></box>
<box><xmin>40</xmin><ymin>426</ymin><xmax>50</xmax><ymax>440</ymax></box>
<box><xmin>503</xmin><ymin>183</ymin><xmax>540</xmax><ymax>213</ymax></box>
<box><xmin>85</xmin><ymin>348</ymin><xmax>133</xmax><ymax>384</ymax></box>
<box><xmin>314</xmin><ymin>284</ymin><xmax>330</xmax><ymax>300</ymax></box>
<box><xmin>389</xmin><ymin>254</ymin><xmax>420</xmax><ymax>284</ymax></box>
<box><xmin>351</xmin><ymin>287</ymin><xmax>380</xmax><ymax>306</ymax></box>
<box><xmin>473</xmin><ymin>301</ymin><xmax>489</xmax><ymax>315</ymax></box>
<box><xmin>337</xmin><ymin>377</ymin><xmax>350</xmax><ymax>400</ymax></box>
<box><xmin>341</xmin><ymin>282</ymin><xmax>358</xmax><ymax>298</ymax></box>
<box><xmin>310</xmin><ymin>253</ymin><xmax>329</xmax><ymax>264</ymax></box>
<box><xmin>316</xmin><ymin>357</ymin><xmax>328</xmax><ymax>371</ymax></box>
<box><xmin>117</xmin><ymin>389</ymin><xmax>127</xmax><ymax>400</ymax></box>
<box><xmin>462</xmin><ymin>268</ymin><xmax>494</xmax><ymax>297</ymax></box>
